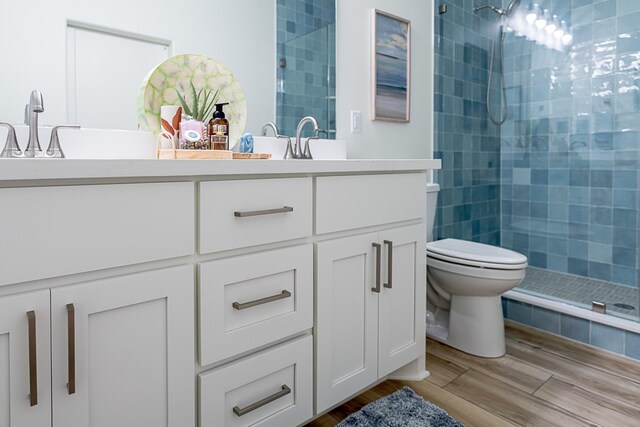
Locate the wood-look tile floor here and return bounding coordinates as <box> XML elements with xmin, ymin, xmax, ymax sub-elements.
<box><xmin>306</xmin><ymin>321</ymin><xmax>640</xmax><ymax>427</ymax></box>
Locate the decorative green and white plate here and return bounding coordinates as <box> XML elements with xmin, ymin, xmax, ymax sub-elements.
<box><xmin>137</xmin><ymin>54</ymin><xmax>247</xmax><ymax>148</ymax></box>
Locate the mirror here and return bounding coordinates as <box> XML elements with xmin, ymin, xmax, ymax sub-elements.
<box><xmin>0</xmin><ymin>0</ymin><xmax>335</xmax><ymax>138</ymax></box>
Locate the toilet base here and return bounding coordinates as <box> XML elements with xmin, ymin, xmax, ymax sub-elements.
<box><xmin>427</xmin><ymin>295</ymin><xmax>506</xmax><ymax>358</ymax></box>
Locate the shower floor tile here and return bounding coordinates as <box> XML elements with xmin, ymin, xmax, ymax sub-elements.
<box><xmin>517</xmin><ymin>267</ymin><xmax>640</xmax><ymax>320</ymax></box>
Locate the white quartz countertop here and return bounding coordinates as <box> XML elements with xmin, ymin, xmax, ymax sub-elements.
<box><xmin>0</xmin><ymin>158</ymin><xmax>441</xmax><ymax>182</ymax></box>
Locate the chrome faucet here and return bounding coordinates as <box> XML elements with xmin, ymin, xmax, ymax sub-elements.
<box><xmin>260</xmin><ymin>122</ymin><xmax>280</xmax><ymax>136</ymax></box>
<box><xmin>24</xmin><ymin>90</ymin><xmax>44</xmax><ymax>157</ymax></box>
<box><xmin>294</xmin><ymin>116</ymin><xmax>324</xmax><ymax>159</ymax></box>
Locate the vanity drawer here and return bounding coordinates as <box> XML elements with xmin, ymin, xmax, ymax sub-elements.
<box><xmin>0</xmin><ymin>182</ymin><xmax>194</xmax><ymax>286</ymax></box>
<box><xmin>316</xmin><ymin>173</ymin><xmax>426</xmax><ymax>234</ymax></box>
<box><xmin>199</xmin><ymin>178</ymin><xmax>312</xmax><ymax>253</ymax></box>
<box><xmin>199</xmin><ymin>245</ymin><xmax>312</xmax><ymax>366</ymax></box>
<box><xmin>199</xmin><ymin>335</ymin><xmax>313</xmax><ymax>427</ymax></box>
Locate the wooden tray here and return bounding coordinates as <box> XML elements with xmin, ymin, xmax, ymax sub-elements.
<box><xmin>157</xmin><ymin>148</ymin><xmax>232</xmax><ymax>160</ymax></box>
<box><xmin>232</xmin><ymin>153</ymin><xmax>272</xmax><ymax>159</ymax></box>
<box><xmin>156</xmin><ymin>136</ymin><xmax>271</xmax><ymax>160</ymax></box>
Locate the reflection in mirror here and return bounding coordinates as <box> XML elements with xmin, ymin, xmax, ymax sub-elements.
<box><xmin>276</xmin><ymin>0</ymin><xmax>336</xmax><ymax>139</ymax></box>
<box><xmin>0</xmin><ymin>0</ymin><xmax>335</xmax><ymax>139</ymax></box>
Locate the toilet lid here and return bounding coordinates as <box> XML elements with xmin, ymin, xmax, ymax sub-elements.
<box><xmin>427</xmin><ymin>238</ymin><xmax>527</xmax><ymax>266</ymax></box>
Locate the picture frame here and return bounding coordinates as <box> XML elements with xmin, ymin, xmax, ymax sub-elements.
<box><xmin>371</xmin><ymin>9</ymin><xmax>411</xmax><ymax>122</ymax></box>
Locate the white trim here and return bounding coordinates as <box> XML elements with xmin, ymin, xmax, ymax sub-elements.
<box><xmin>505</xmin><ymin>290</ymin><xmax>640</xmax><ymax>334</ymax></box>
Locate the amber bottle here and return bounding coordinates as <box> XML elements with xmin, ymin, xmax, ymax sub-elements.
<box><xmin>209</xmin><ymin>102</ymin><xmax>230</xmax><ymax>150</ymax></box>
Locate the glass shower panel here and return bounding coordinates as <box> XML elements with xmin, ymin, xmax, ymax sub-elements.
<box><xmin>276</xmin><ymin>0</ymin><xmax>336</xmax><ymax>138</ymax></box>
<box><xmin>500</xmin><ymin>0</ymin><xmax>640</xmax><ymax>322</ymax></box>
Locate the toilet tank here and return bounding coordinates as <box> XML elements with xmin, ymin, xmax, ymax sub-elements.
<box><xmin>426</xmin><ymin>183</ymin><xmax>440</xmax><ymax>243</ymax></box>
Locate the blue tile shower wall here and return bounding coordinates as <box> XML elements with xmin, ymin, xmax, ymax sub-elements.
<box><xmin>433</xmin><ymin>1</ymin><xmax>502</xmax><ymax>245</ymax></box>
<box><xmin>500</xmin><ymin>0</ymin><xmax>640</xmax><ymax>287</ymax></box>
<box><xmin>276</xmin><ymin>0</ymin><xmax>335</xmax><ymax>138</ymax></box>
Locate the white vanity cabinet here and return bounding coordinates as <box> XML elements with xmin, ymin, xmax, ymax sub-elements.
<box><xmin>0</xmin><ymin>266</ymin><xmax>195</xmax><ymax>427</ymax></box>
<box><xmin>0</xmin><ymin>159</ymin><xmax>436</xmax><ymax>427</ymax></box>
<box><xmin>50</xmin><ymin>266</ymin><xmax>194</xmax><ymax>427</ymax></box>
<box><xmin>315</xmin><ymin>225</ymin><xmax>425</xmax><ymax>412</ymax></box>
<box><xmin>0</xmin><ymin>291</ymin><xmax>51</xmax><ymax>427</ymax></box>
<box><xmin>314</xmin><ymin>174</ymin><xmax>427</xmax><ymax>413</ymax></box>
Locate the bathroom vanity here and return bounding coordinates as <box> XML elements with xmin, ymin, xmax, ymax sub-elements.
<box><xmin>0</xmin><ymin>158</ymin><xmax>439</xmax><ymax>426</ymax></box>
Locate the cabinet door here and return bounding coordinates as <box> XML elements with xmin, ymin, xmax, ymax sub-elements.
<box><xmin>0</xmin><ymin>291</ymin><xmax>51</xmax><ymax>427</ymax></box>
<box><xmin>378</xmin><ymin>225</ymin><xmax>426</xmax><ymax>377</ymax></box>
<box><xmin>50</xmin><ymin>266</ymin><xmax>195</xmax><ymax>427</ymax></box>
<box><xmin>315</xmin><ymin>233</ymin><xmax>379</xmax><ymax>413</ymax></box>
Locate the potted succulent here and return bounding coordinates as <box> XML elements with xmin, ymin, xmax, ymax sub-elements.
<box><xmin>176</xmin><ymin>82</ymin><xmax>220</xmax><ymax>149</ymax></box>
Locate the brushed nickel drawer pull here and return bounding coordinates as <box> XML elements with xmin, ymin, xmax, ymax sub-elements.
<box><xmin>66</xmin><ymin>303</ymin><xmax>76</xmax><ymax>395</ymax></box>
<box><xmin>233</xmin><ymin>290</ymin><xmax>292</xmax><ymax>310</ymax></box>
<box><xmin>372</xmin><ymin>243</ymin><xmax>381</xmax><ymax>293</ymax></box>
<box><xmin>27</xmin><ymin>310</ymin><xmax>38</xmax><ymax>406</ymax></box>
<box><xmin>384</xmin><ymin>240</ymin><xmax>393</xmax><ymax>289</ymax></box>
<box><xmin>233</xmin><ymin>384</ymin><xmax>291</xmax><ymax>417</ymax></box>
<box><xmin>234</xmin><ymin>206</ymin><xmax>294</xmax><ymax>217</ymax></box>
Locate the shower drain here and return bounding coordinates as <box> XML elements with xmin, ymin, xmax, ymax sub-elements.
<box><xmin>613</xmin><ymin>303</ymin><xmax>636</xmax><ymax>311</ymax></box>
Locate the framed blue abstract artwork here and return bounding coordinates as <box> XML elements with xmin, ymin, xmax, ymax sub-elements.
<box><xmin>371</xmin><ymin>9</ymin><xmax>411</xmax><ymax>122</ymax></box>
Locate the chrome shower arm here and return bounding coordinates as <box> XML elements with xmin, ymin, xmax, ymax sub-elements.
<box><xmin>473</xmin><ymin>4</ymin><xmax>506</xmax><ymax>15</ymax></box>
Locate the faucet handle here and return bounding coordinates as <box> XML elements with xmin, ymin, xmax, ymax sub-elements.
<box><xmin>46</xmin><ymin>125</ymin><xmax>80</xmax><ymax>158</ymax></box>
<box><xmin>0</xmin><ymin>122</ymin><xmax>22</xmax><ymax>158</ymax></box>
<box><xmin>303</xmin><ymin>136</ymin><xmax>319</xmax><ymax>160</ymax></box>
<box><xmin>276</xmin><ymin>134</ymin><xmax>296</xmax><ymax>159</ymax></box>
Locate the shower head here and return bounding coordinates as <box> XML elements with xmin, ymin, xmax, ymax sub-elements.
<box><xmin>505</xmin><ymin>0</ymin><xmax>521</xmax><ymax>16</ymax></box>
<box><xmin>473</xmin><ymin>0</ymin><xmax>521</xmax><ymax>17</ymax></box>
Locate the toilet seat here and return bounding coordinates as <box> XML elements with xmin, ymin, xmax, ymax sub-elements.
<box><xmin>427</xmin><ymin>238</ymin><xmax>528</xmax><ymax>270</ymax></box>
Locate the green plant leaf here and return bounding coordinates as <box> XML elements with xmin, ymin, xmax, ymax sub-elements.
<box><xmin>190</xmin><ymin>82</ymin><xmax>199</xmax><ymax>120</ymax></box>
<box><xmin>201</xmin><ymin>89</ymin><xmax>211</xmax><ymax>120</ymax></box>
<box><xmin>175</xmin><ymin>89</ymin><xmax>193</xmax><ymax>117</ymax></box>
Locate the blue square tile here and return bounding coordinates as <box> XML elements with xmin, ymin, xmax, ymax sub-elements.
<box><xmin>560</xmin><ymin>314</ymin><xmax>590</xmax><ymax>344</ymax></box>
<box><xmin>568</xmin><ymin>258</ymin><xmax>589</xmax><ymax>276</ymax></box>
<box><xmin>507</xmin><ymin>300</ymin><xmax>533</xmax><ymax>325</ymax></box>
<box><xmin>588</xmin><ymin>261</ymin><xmax>611</xmax><ymax>281</ymax></box>
<box><xmin>590</xmin><ymin>170</ymin><xmax>613</xmax><ymax>188</ymax></box>
<box><xmin>591</xmin><ymin>323</ymin><xmax>624</xmax><ymax>354</ymax></box>
<box><xmin>625</xmin><ymin>332</ymin><xmax>640</xmax><ymax>360</ymax></box>
<box><xmin>531</xmin><ymin>307</ymin><xmax>560</xmax><ymax>334</ymax></box>
<box><xmin>612</xmin><ymin>247</ymin><xmax>636</xmax><ymax>267</ymax></box>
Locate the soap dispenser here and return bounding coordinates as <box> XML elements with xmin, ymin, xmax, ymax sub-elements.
<box><xmin>209</xmin><ymin>102</ymin><xmax>230</xmax><ymax>150</ymax></box>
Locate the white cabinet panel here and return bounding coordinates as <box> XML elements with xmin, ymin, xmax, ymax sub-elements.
<box><xmin>315</xmin><ymin>233</ymin><xmax>379</xmax><ymax>413</ymax></box>
<box><xmin>378</xmin><ymin>225</ymin><xmax>425</xmax><ymax>377</ymax></box>
<box><xmin>0</xmin><ymin>182</ymin><xmax>195</xmax><ymax>286</ymax></box>
<box><xmin>316</xmin><ymin>173</ymin><xmax>426</xmax><ymax>234</ymax></box>
<box><xmin>199</xmin><ymin>335</ymin><xmax>312</xmax><ymax>427</ymax></box>
<box><xmin>199</xmin><ymin>178</ymin><xmax>312</xmax><ymax>253</ymax></box>
<box><xmin>0</xmin><ymin>291</ymin><xmax>51</xmax><ymax>427</ymax></box>
<box><xmin>199</xmin><ymin>245</ymin><xmax>313</xmax><ymax>365</ymax></box>
<box><xmin>50</xmin><ymin>265</ymin><xmax>194</xmax><ymax>427</ymax></box>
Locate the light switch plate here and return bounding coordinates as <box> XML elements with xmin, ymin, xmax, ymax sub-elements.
<box><xmin>350</xmin><ymin>110</ymin><xmax>362</xmax><ymax>134</ymax></box>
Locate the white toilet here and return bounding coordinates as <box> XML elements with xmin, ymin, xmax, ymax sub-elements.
<box><xmin>425</xmin><ymin>183</ymin><xmax>527</xmax><ymax>357</ymax></box>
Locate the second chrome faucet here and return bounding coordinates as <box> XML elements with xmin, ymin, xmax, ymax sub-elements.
<box><xmin>1</xmin><ymin>90</ymin><xmax>80</xmax><ymax>158</ymax></box>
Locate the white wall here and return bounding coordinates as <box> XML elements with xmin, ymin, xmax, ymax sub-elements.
<box><xmin>0</xmin><ymin>0</ymin><xmax>275</xmax><ymax>134</ymax></box>
<box><xmin>336</xmin><ymin>0</ymin><xmax>434</xmax><ymax>159</ymax></box>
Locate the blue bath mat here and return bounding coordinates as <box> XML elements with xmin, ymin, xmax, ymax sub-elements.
<box><xmin>337</xmin><ymin>386</ymin><xmax>465</xmax><ymax>427</ymax></box>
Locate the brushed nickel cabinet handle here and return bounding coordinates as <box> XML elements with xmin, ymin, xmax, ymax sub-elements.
<box><xmin>233</xmin><ymin>385</ymin><xmax>291</xmax><ymax>417</ymax></box>
<box><xmin>234</xmin><ymin>206</ymin><xmax>293</xmax><ymax>217</ymax></box>
<box><xmin>27</xmin><ymin>310</ymin><xmax>38</xmax><ymax>406</ymax></box>
<box><xmin>372</xmin><ymin>243</ymin><xmax>381</xmax><ymax>293</ymax></box>
<box><xmin>66</xmin><ymin>303</ymin><xmax>76</xmax><ymax>395</ymax></box>
<box><xmin>384</xmin><ymin>240</ymin><xmax>393</xmax><ymax>289</ymax></box>
<box><xmin>232</xmin><ymin>290</ymin><xmax>292</xmax><ymax>310</ymax></box>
